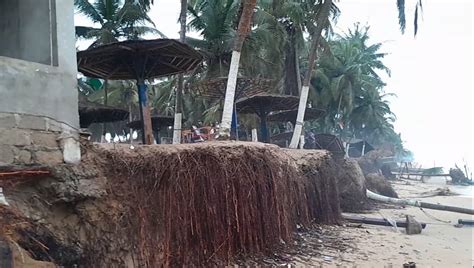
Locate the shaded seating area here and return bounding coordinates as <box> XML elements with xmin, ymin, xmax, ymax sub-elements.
<box><xmin>194</xmin><ymin>77</ymin><xmax>274</xmax><ymax>139</ymax></box>
<box><xmin>267</xmin><ymin>108</ymin><xmax>325</xmax><ymax>124</ymax></box>
<box><xmin>236</xmin><ymin>94</ymin><xmax>299</xmax><ymax>142</ymax></box>
<box><xmin>127</xmin><ymin>115</ymin><xmax>184</xmax><ymax>144</ymax></box>
<box><xmin>305</xmin><ymin>133</ymin><xmax>346</xmax><ymax>158</ymax></box>
<box><xmin>194</xmin><ymin>77</ymin><xmax>272</xmax><ymax>100</ymax></box>
<box><xmin>267</xmin><ymin>108</ymin><xmax>325</xmax><ymax>147</ymax></box>
<box><xmin>347</xmin><ymin>139</ymin><xmax>374</xmax><ymax>157</ymax></box>
<box><xmin>77</xmin><ymin>39</ymin><xmax>203</xmax><ymax>145</ymax></box>
<box><xmin>79</xmin><ymin>98</ymin><xmax>129</xmax><ymax>128</ymax></box>
<box><xmin>270</xmin><ymin>131</ymin><xmax>294</xmax><ymax>147</ymax></box>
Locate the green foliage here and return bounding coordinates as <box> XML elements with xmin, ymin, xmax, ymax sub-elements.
<box><xmin>306</xmin><ymin>24</ymin><xmax>406</xmax><ymax>154</ymax></box>
<box><xmin>73</xmin><ymin>0</ymin><xmax>411</xmax><ymax>154</ymax></box>
<box><xmin>74</xmin><ymin>0</ymin><xmax>162</xmax><ymax>47</ymax></box>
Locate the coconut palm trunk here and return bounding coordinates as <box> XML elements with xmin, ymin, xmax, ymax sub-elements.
<box><xmin>172</xmin><ymin>0</ymin><xmax>187</xmax><ymax>144</ymax></box>
<box><xmin>219</xmin><ymin>0</ymin><xmax>257</xmax><ymax>139</ymax></box>
<box><xmin>102</xmin><ymin>79</ymin><xmax>108</xmax><ymax>142</ymax></box>
<box><xmin>289</xmin><ymin>0</ymin><xmax>333</xmax><ymax>149</ymax></box>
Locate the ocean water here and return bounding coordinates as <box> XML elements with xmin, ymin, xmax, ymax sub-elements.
<box><xmin>450</xmin><ymin>185</ymin><xmax>474</xmax><ymax>198</ymax></box>
<box><xmin>421</xmin><ymin>176</ymin><xmax>474</xmax><ymax>198</ymax></box>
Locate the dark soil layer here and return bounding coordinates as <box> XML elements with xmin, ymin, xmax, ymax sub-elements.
<box><xmin>1</xmin><ymin>142</ymin><xmax>342</xmax><ymax>267</ymax></box>
<box><xmin>336</xmin><ymin>159</ymin><xmax>368</xmax><ymax>212</ymax></box>
<box><xmin>365</xmin><ymin>173</ymin><xmax>399</xmax><ymax>198</ymax></box>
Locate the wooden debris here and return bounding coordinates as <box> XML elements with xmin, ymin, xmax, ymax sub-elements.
<box><xmin>405</xmin><ymin>215</ymin><xmax>422</xmax><ymax>235</ymax></box>
<box><xmin>343</xmin><ymin>214</ymin><xmax>427</xmax><ymax>229</ymax></box>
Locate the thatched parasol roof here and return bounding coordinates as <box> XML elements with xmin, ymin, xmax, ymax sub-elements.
<box><xmin>236</xmin><ymin>94</ymin><xmax>299</xmax><ymax>116</ymax></box>
<box><xmin>267</xmin><ymin>108</ymin><xmax>325</xmax><ymax>123</ymax></box>
<box><xmin>309</xmin><ymin>134</ymin><xmax>345</xmax><ymax>156</ymax></box>
<box><xmin>193</xmin><ymin>77</ymin><xmax>273</xmax><ymax>100</ymax></box>
<box><xmin>79</xmin><ymin>100</ymin><xmax>129</xmax><ymax>128</ymax></box>
<box><xmin>127</xmin><ymin>115</ymin><xmax>183</xmax><ymax>131</ymax></box>
<box><xmin>348</xmin><ymin>140</ymin><xmax>374</xmax><ymax>157</ymax></box>
<box><xmin>77</xmin><ymin>39</ymin><xmax>203</xmax><ymax>80</ymax></box>
<box><xmin>269</xmin><ymin>132</ymin><xmax>293</xmax><ymax>147</ymax></box>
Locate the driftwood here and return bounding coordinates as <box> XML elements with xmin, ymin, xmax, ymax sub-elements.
<box><xmin>343</xmin><ymin>214</ymin><xmax>426</xmax><ymax>229</ymax></box>
<box><xmin>367</xmin><ymin>190</ymin><xmax>474</xmax><ymax>215</ymax></box>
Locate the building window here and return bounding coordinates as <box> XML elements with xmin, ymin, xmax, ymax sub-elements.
<box><xmin>0</xmin><ymin>0</ymin><xmax>58</xmax><ymax>66</ymax></box>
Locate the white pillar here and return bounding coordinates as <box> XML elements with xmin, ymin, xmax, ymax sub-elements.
<box><xmin>251</xmin><ymin>128</ymin><xmax>258</xmax><ymax>142</ymax></box>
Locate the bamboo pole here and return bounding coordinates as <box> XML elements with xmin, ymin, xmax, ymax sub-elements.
<box><xmin>367</xmin><ymin>189</ymin><xmax>474</xmax><ymax>215</ymax></box>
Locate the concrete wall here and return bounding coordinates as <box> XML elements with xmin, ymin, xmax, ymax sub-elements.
<box><xmin>0</xmin><ymin>0</ymin><xmax>80</xmax><ymax>165</ymax></box>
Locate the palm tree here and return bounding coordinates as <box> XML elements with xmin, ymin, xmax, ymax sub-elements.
<box><xmin>172</xmin><ymin>0</ymin><xmax>188</xmax><ymax>144</ymax></box>
<box><xmin>311</xmin><ymin>25</ymin><xmax>390</xmax><ymax>134</ymax></box>
<box><xmin>396</xmin><ymin>0</ymin><xmax>423</xmax><ymax>36</ymax></box>
<box><xmin>219</xmin><ymin>0</ymin><xmax>257</xmax><ymax>139</ymax></box>
<box><xmin>187</xmin><ymin>0</ymin><xmax>239</xmax><ymax>78</ymax></box>
<box><xmin>289</xmin><ymin>0</ymin><xmax>333</xmax><ymax>148</ymax></box>
<box><xmin>74</xmin><ymin>0</ymin><xmax>160</xmax><ymax>48</ymax></box>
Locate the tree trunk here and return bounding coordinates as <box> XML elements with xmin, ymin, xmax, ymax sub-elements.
<box><xmin>172</xmin><ymin>0</ymin><xmax>187</xmax><ymax>144</ymax></box>
<box><xmin>367</xmin><ymin>189</ymin><xmax>474</xmax><ymax>215</ymax></box>
<box><xmin>102</xmin><ymin>80</ymin><xmax>108</xmax><ymax>138</ymax></box>
<box><xmin>219</xmin><ymin>0</ymin><xmax>257</xmax><ymax>139</ymax></box>
<box><xmin>284</xmin><ymin>26</ymin><xmax>300</xmax><ymax>96</ymax></box>
<box><xmin>289</xmin><ymin>0</ymin><xmax>333</xmax><ymax>149</ymax></box>
<box><xmin>138</xmin><ymin>80</ymin><xmax>154</xmax><ymax>145</ymax></box>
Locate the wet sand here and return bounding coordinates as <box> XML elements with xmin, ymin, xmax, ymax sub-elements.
<box><xmin>295</xmin><ymin>180</ymin><xmax>474</xmax><ymax>267</ymax></box>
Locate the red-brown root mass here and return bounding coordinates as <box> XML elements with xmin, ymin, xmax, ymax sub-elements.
<box><xmin>1</xmin><ymin>142</ymin><xmax>341</xmax><ymax>267</ymax></box>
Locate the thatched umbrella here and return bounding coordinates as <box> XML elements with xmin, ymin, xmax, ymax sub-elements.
<box><xmin>78</xmin><ymin>99</ymin><xmax>129</xmax><ymax>128</ymax></box>
<box><xmin>236</xmin><ymin>94</ymin><xmax>299</xmax><ymax>142</ymax></box>
<box><xmin>348</xmin><ymin>140</ymin><xmax>374</xmax><ymax>157</ymax></box>
<box><xmin>194</xmin><ymin>77</ymin><xmax>272</xmax><ymax>100</ymax></box>
<box><xmin>306</xmin><ymin>133</ymin><xmax>345</xmax><ymax>158</ymax></box>
<box><xmin>194</xmin><ymin>77</ymin><xmax>273</xmax><ymax>138</ymax></box>
<box><xmin>268</xmin><ymin>108</ymin><xmax>325</xmax><ymax>123</ymax></box>
<box><xmin>77</xmin><ymin>39</ymin><xmax>202</xmax><ymax>144</ymax></box>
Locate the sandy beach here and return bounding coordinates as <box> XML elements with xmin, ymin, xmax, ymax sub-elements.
<box><xmin>290</xmin><ymin>180</ymin><xmax>474</xmax><ymax>267</ymax></box>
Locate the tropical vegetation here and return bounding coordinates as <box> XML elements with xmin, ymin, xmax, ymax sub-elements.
<box><xmin>74</xmin><ymin>0</ymin><xmax>413</xmax><ymax>156</ymax></box>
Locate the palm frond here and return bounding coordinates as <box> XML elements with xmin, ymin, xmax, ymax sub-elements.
<box><xmin>75</xmin><ymin>0</ymin><xmax>104</xmax><ymax>23</ymax></box>
<box><xmin>396</xmin><ymin>0</ymin><xmax>406</xmax><ymax>34</ymax></box>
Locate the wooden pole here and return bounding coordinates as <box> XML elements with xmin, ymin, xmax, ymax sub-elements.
<box><xmin>343</xmin><ymin>214</ymin><xmax>427</xmax><ymax>229</ymax></box>
<box><xmin>367</xmin><ymin>189</ymin><xmax>474</xmax><ymax>215</ymax></box>
<box><xmin>137</xmin><ymin>80</ymin><xmax>154</xmax><ymax>145</ymax></box>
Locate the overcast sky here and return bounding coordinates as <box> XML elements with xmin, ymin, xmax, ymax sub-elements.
<box><xmin>75</xmin><ymin>0</ymin><xmax>473</xmax><ymax>170</ymax></box>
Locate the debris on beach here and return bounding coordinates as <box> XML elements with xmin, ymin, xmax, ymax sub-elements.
<box><xmin>366</xmin><ymin>189</ymin><xmax>474</xmax><ymax>215</ymax></box>
<box><xmin>405</xmin><ymin>215</ymin><xmax>422</xmax><ymax>235</ymax></box>
<box><xmin>449</xmin><ymin>167</ymin><xmax>473</xmax><ymax>185</ymax></box>
<box><xmin>342</xmin><ymin>214</ymin><xmax>426</xmax><ymax>230</ymax></box>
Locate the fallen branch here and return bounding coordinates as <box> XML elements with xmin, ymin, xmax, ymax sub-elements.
<box><xmin>366</xmin><ymin>189</ymin><xmax>474</xmax><ymax>215</ymax></box>
<box><xmin>343</xmin><ymin>214</ymin><xmax>427</xmax><ymax>229</ymax></box>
